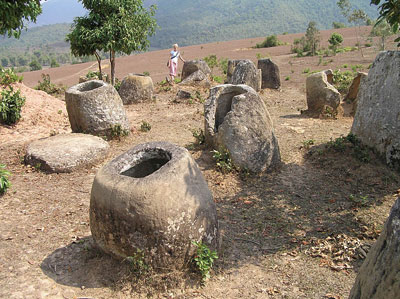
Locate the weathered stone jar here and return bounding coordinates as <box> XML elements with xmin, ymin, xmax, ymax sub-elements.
<box><xmin>90</xmin><ymin>141</ymin><xmax>219</xmax><ymax>270</ymax></box>
<box><xmin>65</xmin><ymin>80</ymin><xmax>130</xmax><ymax>136</ymax></box>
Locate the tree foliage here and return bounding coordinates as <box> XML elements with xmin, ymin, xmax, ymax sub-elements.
<box><xmin>0</xmin><ymin>0</ymin><xmax>42</xmax><ymax>38</ymax></box>
<box><xmin>67</xmin><ymin>0</ymin><xmax>157</xmax><ymax>85</ymax></box>
<box><xmin>329</xmin><ymin>33</ymin><xmax>344</xmax><ymax>53</ymax></box>
<box><xmin>371</xmin><ymin>0</ymin><xmax>400</xmax><ymax>46</ymax></box>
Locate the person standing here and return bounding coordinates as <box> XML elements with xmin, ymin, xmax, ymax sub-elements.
<box><xmin>167</xmin><ymin>43</ymin><xmax>185</xmax><ymax>83</ymax></box>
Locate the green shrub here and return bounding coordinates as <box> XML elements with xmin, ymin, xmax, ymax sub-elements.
<box><xmin>192</xmin><ymin>241</ymin><xmax>218</xmax><ymax>283</ymax></box>
<box><xmin>332</xmin><ymin>69</ymin><xmax>355</xmax><ymax>94</ymax></box>
<box><xmin>218</xmin><ymin>57</ymin><xmax>228</xmax><ymax>75</ymax></box>
<box><xmin>0</xmin><ymin>67</ymin><xmax>23</xmax><ymax>86</ymax></box>
<box><xmin>109</xmin><ymin>124</ymin><xmax>129</xmax><ymax>140</ymax></box>
<box><xmin>0</xmin><ymin>164</ymin><xmax>11</xmax><ymax>195</ymax></box>
<box><xmin>204</xmin><ymin>54</ymin><xmax>218</xmax><ymax>71</ymax></box>
<box><xmin>256</xmin><ymin>34</ymin><xmax>281</xmax><ymax>48</ymax></box>
<box><xmin>0</xmin><ymin>86</ymin><xmax>25</xmax><ymax>125</ymax></box>
<box><xmin>302</xmin><ymin>68</ymin><xmax>310</xmax><ymax>74</ymax></box>
<box><xmin>212</xmin><ymin>148</ymin><xmax>234</xmax><ymax>173</ymax></box>
<box><xmin>140</xmin><ymin>121</ymin><xmax>151</xmax><ymax>132</ymax></box>
<box><xmin>192</xmin><ymin>128</ymin><xmax>205</xmax><ymax>145</ymax></box>
<box><xmin>285</xmin><ymin>76</ymin><xmax>290</xmax><ymax>81</ymax></box>
<box><xmin>212</xmin><ymin>75</ymin><xmax>223</xmax><ymax>83</ymax></box>
<box><xmin>143</xmin><ymin>71</ymin><xmax>150</xmax><ymax>76</ymax></box>
<box><xmin>114</xmin><ymin>78</ymin><xmax>122</xmax><ymax>91</ymax></box>
<box><xmin>29</xmin><ymin>59</ymin><xmax>42</xmax><ymax>71</ymax></box>
<box><xmin>34</xmin><ymin>74</ymin><xmax>66</xmax><ymax>97</ymax></box>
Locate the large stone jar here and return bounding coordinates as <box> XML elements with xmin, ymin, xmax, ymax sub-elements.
<box><xmin>90</xmin><ymin>141</ymin><xmax>219</xmax><ymax>270</ymax></box>
<box><xmin>118</xmin><ymin>74</ymin><xmax>154</xmax><ymax>104</ymax></box>
<box><xmin>65</xmin><ymin>80</ymin><xmax>130</xmax><ymax>136</ymax></box>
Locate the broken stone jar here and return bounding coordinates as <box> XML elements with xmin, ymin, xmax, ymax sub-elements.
<box><xmin>90</xmin><ymin>141</ymin><xmax>219</xmax><ymax>270</ymax></box>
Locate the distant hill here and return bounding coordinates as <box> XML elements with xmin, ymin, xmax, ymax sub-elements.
<box><xmin>147</xmin><ymin>0</ymin><xmax>378</xmax><ymax>49</ymax></box>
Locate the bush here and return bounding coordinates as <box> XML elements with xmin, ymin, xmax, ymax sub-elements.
<box><xmin>0</xmin><ymin>67</ymin><xmax>23</xmax><ymax>86</ymax></box>
<box><xmin>203</xmin><ymin>54</ymin><xmax>218</xmax><ymax>70</ymax></box>
<box><xmin>332</xmin><ymin>70</ymin><xmax>355</xmax><ymax>94</ymax></box>
<box><xmin>0</xmin><ymin>86</ymin><xmax>25</xmax><ymax>125</ymax></box>
<box><xmin>29</xmin><ymin>59</ymin><xmax>42</xmax><ymax>71</ymax></box>
<box><xmin>34</xmin><ymin>74</ymin><xmax>66</xmax><ymax>97</ymax></box>
<box><xmin>0</xmin><ymin>164</ymin><xmax>11</xmax><ymax>195</ymax></box>
<box><xmin>256</xmin><ymin>34</ymin><xmax>280</xmax><ymax>48</ymax></box>
<box><xmin>140</xmin><ymin>121</ymin><xmax>151</xmax><ymax>132</ymax></box>
<box><xmin>328</xmin><ymin>33</ymin><xmax>344</xmax><ymax>54</ymax></box>
<box><xmin>192</xmin><ymin>241</ymin><xmax>218</xmax><ymax>284</ymax></box>
<box><xmin>212</xmin><ymin>148</ymin><xmax>234</xmax><ymax>173</ymax></box>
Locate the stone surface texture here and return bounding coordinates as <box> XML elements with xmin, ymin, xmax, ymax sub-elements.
<box><xmin>305</xmin><ymin>71</ymin><xmax>341</xmax><ymax>115</ymax></box>
<box><xmin>25</xmin><ymin>133</ymin><xmax>109</xmax><ymax>173</ymax></box>
<box><xmin>227</xmin><ymin>60</ymin><xmax>244</xmax><ymax>83</ymax></box>
<box><xmin>90</xmin><ymin>141</ymin><xmax>219</xmax><ymax>270</ymax></box>
<box><xmin>65</xmin><ymin>80</ymin><xmax>130</xmax><ymax>136</ymax></box>
<box><xmin>257</xmin><ymin>58</ymin><xmax>281</xmax><ymax>89</ymax></box>
<box><xmin>180</xmin><ymin>60</ymin><xmax>211</xmax><ymax>86</ymax></box>
<box><xmin>118</xmin><ymin>74</ymin><xmax>154</xmax><ymax>104</ymax></box>
<box><xmin>349</xmin><ymin>197</ymin><xmax>400</xmax><ymax>299</ymax></box>
<box><xmin>345</xmin><ymin>72</ymin><xmax>368</xmax><ymax>103</ymax></box>
<box><xmin>229</xmin><ymin>60</ymin><xmax>261</xmax><ymax>92</ymax></box>
<box><xmin>181</xmin><ymin>60</ymin><xmax>211</xmax><ymax>80</ymax></box>
<box><xmin>204</xmin><ymin>84</ymin><xmax>280</xmax><ymax>173</ymax></box>
<box><xmin>351</xmin><ymin>51</ymin><xmax>400</xmax><ymax>168</ymax></box>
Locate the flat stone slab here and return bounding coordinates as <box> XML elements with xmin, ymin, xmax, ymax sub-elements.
<box><xmin>25</xmin><ymin>133</ymin><xmax>109</xmax><ymax>173</ymax></box>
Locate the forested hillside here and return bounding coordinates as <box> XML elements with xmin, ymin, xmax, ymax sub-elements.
<box><xmin>146</xmin><ymin>0</ymin><xmax>378</xmax><ymax>49</ymax></box>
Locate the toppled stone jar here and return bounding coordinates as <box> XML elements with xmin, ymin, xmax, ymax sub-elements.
<box><xmin>90</xmin><ymin>141</ymin><xmax>219</xmax><ymax>270</ymax></box>
<box><xmin>204</xmin><ymin>84</ymin><xmax>281</xmax><ymax>173</ymax></box>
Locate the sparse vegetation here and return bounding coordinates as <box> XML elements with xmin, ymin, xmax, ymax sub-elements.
<box><xmin>140</xmin><ymin>121</ymin><xmax>151</xmax><ymax>132</ymax></box>
<box><xmin>192</xmin><ymin>128</ymin><xmax>205</xmax><ymax>145</ymax></box>
<box><xmin>212</xmin><ymin>148</ymin><xmax>234</xmax><ymax>173</ymax></box>
<box><xmin>125</xmin><ymin>249</ymin><xmax>149</xmax><ymax>275</ymax></box>
<box><xmin>34</xmin><ymin>74</ymin><xmax>66</xmax><ymax>97</ymax></box>
<box><xmin>0</xmin><ymin>164</ymin><xmax>11</xmax><ymax>195</ymax></box>
<box><xmin>109</xmin><ymin>124</ymin><xmax>129</xmax><ymax>140</ymax></box>
<box><xmin>192</xmin><ymin>241</ymin><xmax>218</xmax><ymax>284</ymax></box>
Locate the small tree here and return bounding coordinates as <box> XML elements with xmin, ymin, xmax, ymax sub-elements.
<box><xmin>371</xmin><ymin>19</ymin><xmax>397</xmax><ymax>50</ymax></box>
<box><xmin>0</xmin><ymin>0</ymin><xmax>42</xmax><ymax>38</ymax></box>
<box><xmin>337</xmin><ymin>0</ymin><xmax>370</xmax><ymax>56</ymax></box>
<box><xmin>328</xmin><ymin>33</ymin><xmax>344</xmax><ymax>54</ymax></box>
<box><xmin>67</xmin><ymin>0</ymin><xmax>157</xmax><ymax>85</ymax></box>
<box><xmin>371</xmin><ymin>0</ymin><xmax>400</xmax><ymax>46</ymax></box>
<box><xmin>305</xmin><ymin>21</ymin><xmax>320</xmax><ymax>56</ymax></box>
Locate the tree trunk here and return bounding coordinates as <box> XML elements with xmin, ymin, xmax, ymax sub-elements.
<box><xmin>94</xmin><ymin>52</ymin><xmax>103</xmax><ymax>81</ymax></box>
<box><xmin>110</xmin><ymin>50</ymin><xmax>115</xmax><ymax>86</ymax></box>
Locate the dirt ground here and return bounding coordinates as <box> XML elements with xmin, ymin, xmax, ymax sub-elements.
<box><xmin>1</xmin><ymin>28</ymin><xmax>400</xmax><ymax>298</ymax></box>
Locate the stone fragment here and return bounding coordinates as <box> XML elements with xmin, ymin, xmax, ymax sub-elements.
<box><xmin>25</xmin><ymin>133</ymin><xmax>109</xmax><ymax>173</ymax></box>
<box><xmin>349</xmin><ymin>197</ymin><xmax>400</xmax><ymax>299</ymax></box>
<box><xmin>180</xmin><ymin>60</ymin><xmax>211</xmax><ymax>86</ymax></box>
<box><xmin>65</xmin><ymin>80</ymin><xmax>130</xmax><ymax>136</ymax></box>
<box><xmin>229</xmin><ymin>60</ymin><xmax>261</xmax><ymax>92</ymax></box>
<box><xmin>118</xmin><ymin>74</ymin><xmax>154</xmax><ymax>104</ymax></box>
<box><xmin>90</xmin><ymin>141</ymin><xmax>219</xmax><ymax>270</ymax></box>
<box><xmin>305</xmin><ymin>71</ymin><xmax>341</xmax><ymax>116</ymax></box>
<box><xmin>351</xmin><ymin>51</ymin><xmax>400</xmax><ymax>168</ymax></box>
<box><xmin>257</xmin><ymin>58</ymin><xmax>281</xmax><ymax>89</ymax></box>
<box><xmin>204</xmin><ymin>84</ymin><xmax>280</xmax><ymax>173</ymax></box>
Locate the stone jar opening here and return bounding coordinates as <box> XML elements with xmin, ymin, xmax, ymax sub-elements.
<box><xmin>77</xmin><ymin>80</ymin><xmax>104</xmax><ymax>92</ymax></box>
<box><xmin>120</xmin><ymin>148</ymin><xmax>172</xmax><ymax>178</ymax></box>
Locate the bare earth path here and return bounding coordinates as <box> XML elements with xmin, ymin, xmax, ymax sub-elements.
<box><xmin>1</xmin><ymin>29</ymin><xmax>399</xmax><ymax>298</ymax></box>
